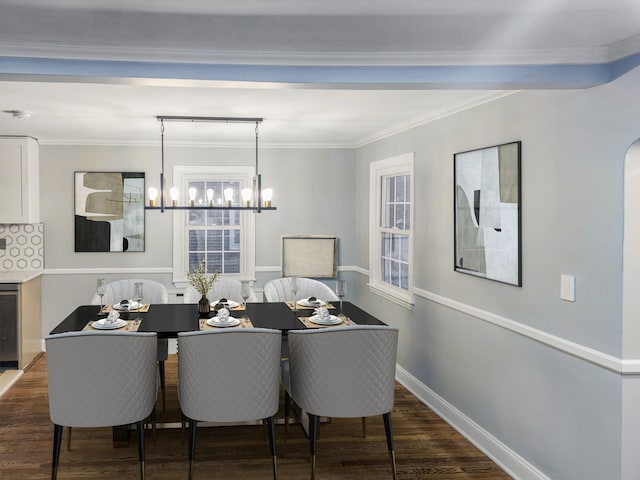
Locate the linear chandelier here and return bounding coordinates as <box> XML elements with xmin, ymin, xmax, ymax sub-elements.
<box><xmin>145</xmin><ymin>115</ymin><xmax>276</xmax><ymax>213</ymax></box>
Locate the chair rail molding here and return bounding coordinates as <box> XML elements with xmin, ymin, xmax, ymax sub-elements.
<box><xmin>351</xmin><ymin>268</ymin><xmax>640</xmax><ymax>375</ymax></box>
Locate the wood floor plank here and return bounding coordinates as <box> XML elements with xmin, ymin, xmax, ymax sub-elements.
<box><xmin>0</xmin><ymin>355</ymin><xmax>512</xmax><ymax>479</ymax></box>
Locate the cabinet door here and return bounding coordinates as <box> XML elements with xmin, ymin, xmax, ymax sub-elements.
<box><xmin>0</xmin><ymin>138</ymin><xmax>39</xmax><ymax>224</ymax></box>
<box><xmin>0</xmin><ymin>143</ymin><xmax>26</xmax><ymax>222</ymax></box>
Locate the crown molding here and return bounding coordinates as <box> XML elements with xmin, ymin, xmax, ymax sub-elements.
<box><xmin>0</xmin><ymin>41</ymin><xmax>619</xmax><ymax>67</ymax></box>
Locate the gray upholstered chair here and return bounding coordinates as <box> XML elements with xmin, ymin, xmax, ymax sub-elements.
<box><xmin>183</xmin><ymin>278</ymin><xmax>258</xmax><ymax>304</ymax></box>
<box><xmin>178</xmin><ymin>328</ymin><xmax>282</xmax><ymax>480</ymax></box>
<box><xmin>45</xmin><ymin>331</ymin><xmax>157</xmax><ymax>480</ymax></box>
<box><xmin>263</xmin><ymin>277</ymin><xmax>339</xmax><ymax>303</ymax></box>
<box><xmin>91</xmin><ymin>278</ymin><xmax>170</xmax><ymax>411</ymax></box>
<box><xmin>283</xmin><ymin>325</ymin><xmax>399</xmax><ymax>480</ymax></box>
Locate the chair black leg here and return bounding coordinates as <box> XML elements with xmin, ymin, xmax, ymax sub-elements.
<box><xmin>382</xmin><ymin>412</ymin><xmax>397</xmax><ymax>480</ymax></box>
<box><xmin>188</xmin><ymin>418</ymin><xmax>198</xmax><ymax>480</ymax></box>
<box><xmin>309</xmin><ymin>413</ymin><xmax>318</xmax><ymax>480</ymax></box>
<box><xmin>136</xmin><ymin>420</ymin><xmax>146</xmax><ymax>480</ymax></box>
<box><xmin>266</xmin><ymin>417</ymin><xmax>278</xmax><ymax>480</ymax></box>
<box><xmin>283</xmin><ymin>390</ymin><xmax>291</xmax><ymax>440</ymax></box>
<box><xmin>158</xmin><ymin>360</ymin><xmax>166</xmax><ymax>413</ymax></box>
<box><xmin>52</xmin><ymin>424</ymin><xmax>63</xmax><ymax>480</ymax></box>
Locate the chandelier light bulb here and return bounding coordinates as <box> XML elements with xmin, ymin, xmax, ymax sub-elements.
<box><xmin>170</xmin><ymin>187</ymin><xmax>179</xmax><ymax>207</ymax></box>
<box><xmin>224</xmin><ymin>188</ymin><xmax>234</xmax><ymax>207</ymax></box>
<box><xmin>148</xmin><ymin>187</ymin><xmax>158</xmax><ymax>207</ymax></box>
<box><xmin>262</xmin><ymin>188</ymin><xmax>273</xmax><ymax>208</ymax></box>
<box><xmin>241</xmin><ymin>188</ymin><xmax>252</xmax><ymax>207</ymax></box>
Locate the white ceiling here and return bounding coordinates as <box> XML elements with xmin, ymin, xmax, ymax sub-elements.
<box><xmin>1</xmin><ymin>0</ymin><xmax>639</xmax><ymax>147</ymax></box>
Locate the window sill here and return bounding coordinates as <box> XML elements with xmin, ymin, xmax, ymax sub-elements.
<box><xmin>367</xmin><ymin>283</ymin><xmax>414</xmax><ymax>310</ymax></box>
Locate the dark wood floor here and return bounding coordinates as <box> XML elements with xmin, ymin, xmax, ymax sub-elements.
<box><xmin>0</xmin><ymin>355</ymin><xmax>511</xmax><ymax>479</ymax></box>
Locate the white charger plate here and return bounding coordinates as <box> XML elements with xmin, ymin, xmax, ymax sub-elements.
<box><xmin>92</xmin><ymin>319</ymin><xmax>128</xmax><ymax>330</ymax></box>
<box><xmin>309</xmin><ymin>314</ymin><xmax>342</xmax><ymax>326</ymax></box>
<box><xmin>206</xmin><ymin>316</ymin><xmax>240</xmax><ymax>328</ymax></box>
<box><xmin>210</xmin><ymin>299</ymin><xmax>240</xmax><ymax>308</ymax></box>
<box><xmin>297</xmin><ymin>298</ymin><xmax>326</xmax><ymax>307</ymax></box>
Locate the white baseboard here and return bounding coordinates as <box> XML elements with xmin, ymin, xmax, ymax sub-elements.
<box><xmin>0</xmin><ymin>370</ymin><xmax>23</xmax><ymax>398</ymax></box>
<box><xmin>396</xmin><ymin>364</ymin><xmax>549</xmax><ymax>480</ymax></box>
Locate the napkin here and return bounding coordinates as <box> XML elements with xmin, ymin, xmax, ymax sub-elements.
<box><xmin>106</xmin><ymin>310</ymin><xmax>120</xmax><ymax>324</ymax></box>
<box><xmin>315</xmin><ymin>306</ymin><xmax>331</xmax><ymax>321</ymax></box>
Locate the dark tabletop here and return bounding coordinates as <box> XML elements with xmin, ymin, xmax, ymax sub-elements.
<box><xmin>49</xmin><ymin>301</ymin><xmax>385</xmax><ymax>338</ymax></box>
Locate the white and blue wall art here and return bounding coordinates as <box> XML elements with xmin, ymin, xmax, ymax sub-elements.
<box><xmin>74</xmin><ymin>171</ymin><xmax>145</xmax><ymax>252</ymax></box>
<box><xmin>454</xmin><ymin>141</ymin><xmax>521</xmax><ymax>286</ymax></box>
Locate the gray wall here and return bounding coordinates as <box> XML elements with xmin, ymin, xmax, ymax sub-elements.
<box><xmin>351</xmin><ymin>66</ymin><xmax>640</xmax><ymax>478</ymax></box>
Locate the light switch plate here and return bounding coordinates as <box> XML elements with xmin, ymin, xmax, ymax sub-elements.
<box><xmin>560</xmin><ymin>274</ymin><xmax>576</xmax><ymax>302</ymax></box>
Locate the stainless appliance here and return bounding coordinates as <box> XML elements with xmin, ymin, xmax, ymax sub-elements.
<box><xmin>0</xmin><ymin>284</ymin><xmax>19</xmax><ymax>370</ymax></box>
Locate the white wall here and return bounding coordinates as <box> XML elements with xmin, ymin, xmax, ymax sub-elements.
<box><xmin>351</xmin><ymin>66</ymin><xmax>640</xmax><ymax>479</ymax></box>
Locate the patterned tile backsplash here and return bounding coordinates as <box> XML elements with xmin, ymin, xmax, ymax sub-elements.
<box><xmin>0</xmin><ymin>223</ymin><xmax>44</xmax><ymax>270</ymax></box>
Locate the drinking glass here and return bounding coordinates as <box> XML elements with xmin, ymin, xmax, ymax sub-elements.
<box><xmin>133</xmin><ymin>282</ymin><xmax>143</xmax><ymax>321</ymax></box>
<box><xmin>336</xmin><ymin>279</ymin><xmax>346</xmax><ymax>314</ymax></box>
<box><xmin>290</xmin><ymin>277</ymin><xmax>299</xmax><ymax>312</ymax></box>
<box><xmin>240</xmin><ymin>280</ymin><xmax>251</xmax><ymax>318</ymax></box>
<box><xmin>96</xmin><ymin>278</ymin><xmax>107</xmax><ymax>315</ymax></box>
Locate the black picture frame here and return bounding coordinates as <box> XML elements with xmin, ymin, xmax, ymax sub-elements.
<box><xmin>454</xmin><ymin>141</ymin><xmax>521</xmax><ymax>286</ymax></box>
<box><xmin>74</xmin><ymin>171</ymin><xmax>145</xmax><ymax>252</ymax></box>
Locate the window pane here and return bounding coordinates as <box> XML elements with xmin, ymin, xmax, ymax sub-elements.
<box><xmin>404</xmin><ymin>204</ymin><xmax>411</xmax><ymax>229</ymax></box>
<box><xmin>224</xmin><ymin>229</ymin><xmax>241</xmax><ymax>251</ymax></box>
<box><xmin>400</xmin><ymin>264</ymin><xmax>409</xmax><ymax>290</ymax></box>
<box><xmin>386</xmin><ymin>177</ymin><xmax>395</xmax><ymax>203</ymax></box>
<box><xmin>390</xmin><ymin>260</ymin><xmax>400</xmax><ymax>287</ymax></box>
<box><xmin>207</xmin><ymin>210</ymin><xmax>223</xmax><ymax>226</ymax></box>
<box><xmin>207</xmin><ymin>253</ymin><xmax>222</xmax><ymax>273</ymax></box>
<box><xmin>395</xmin><ymin>204</ymin><xmax>404</xmax><ymax>229</ymax></box>
<box><xmin>224</xmin><ymin>252</ymin><xmax>241</xmax><ymax>273</ymax></box>
<box><xmin>207</xmin><ymin>230</ymin><xmax>222</xmax><ymax>252</ymax></box>
<box><xmin>395</xmin><ymin>176</ymin><xmax>405</xmax><ymax>202</ymax></box>
<box><xmin>400</xmin><ymin>235</ymin><xmax>409</xmax><ymax>263</ymax></box>
<box><xmin>225</xmin><ymin>209</ymin><xmax>240</xmax><ymax>226</ymax></box>
<box><xmin>189</xmin><ymin>230</ymin><xmax>205</xmax><ymax>251</ymax></box>
<box><xmin>189</xmin><ymin>253</ymin><xmax>205</xmax><ymax>272</ymax></box>
<box><xmin>188</xmin><ymin>210</ymin><xmax>205</xmax><ymax>226</ymax></box>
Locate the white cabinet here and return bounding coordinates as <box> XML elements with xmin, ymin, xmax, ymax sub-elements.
<box><xmin>0</xmin><ymin>137</ymin><xmax>39</xmax><ymax>224</ymax></box>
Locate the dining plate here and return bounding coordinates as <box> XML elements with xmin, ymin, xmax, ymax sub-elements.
<box><xmin>210</xmin><ymin>299</ymin><xmax>240</xmax><ymax>309</ymax></box>
<box><xmin>309</xmin><ymin>314</ymin><xmax>342</xmax><ymax>326</ymax></box>
<box><xmin>92</xmin><ymin>319</ymin><xmax>128</xmax><ymax>330</ymax></box>
<box><xmin>113</xmin><ymin>301</ymin><xmax>141</xmax><ymax>311</ymax></box>
<box><xmin>206</xmin><ymin>316</ymin><xmax>241</xmax><ymax>328</ymax></box>
<box><xmin>297</xmin><ymin>298</ymin><xmax>326</xmax><ymax>307</ymax></box>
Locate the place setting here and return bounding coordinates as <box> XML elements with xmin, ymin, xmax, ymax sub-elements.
<box><xmin>298</xmin><ymin>306</ymin><xmax>355</xmax><ymax>329</ymax></box>
<box><xmin>83</xmin><ymin>310</ymin><xmax>142</xmax><ymax>332</ymax></box>
<box><xmin>286</xmin><ymin>296</ymin><xmax>335</xmax><ymax>311</ymax></box>
<box><xmin>209</xmin><ymin>298</ymin><xmax>244</xmax><ymax>311</ymax></box>
<box><xmin>200</xmin><ymin>306</ymin><xmax>253</xmax><ymax>330</ymax></box>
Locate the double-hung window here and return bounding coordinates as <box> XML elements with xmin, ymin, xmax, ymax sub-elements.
<box><xmin>369</xmin><ymin>153</ymin><xmax>414</xmax><ymax>308</ymax></box>
<box><xmin>172</xmin><ymin>166</ymin><xmax>255</xmax><ymax>286</ymax></box>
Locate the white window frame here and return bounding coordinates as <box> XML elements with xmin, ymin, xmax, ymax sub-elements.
<box><xmin>368</xmin><ymin>153</ymin><xmax>414</xmax><ymax>309</ymax></box>
<box><xmin>172</xmin><ymin>165</ymin><xmax>256</xmax><ymax>288</ymax></box>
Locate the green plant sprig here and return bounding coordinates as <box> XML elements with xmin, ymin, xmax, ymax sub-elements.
<box><xmin>187</xmin><ymin>259</ymin><xmax>219</xmax><ymax>295</ymax></box>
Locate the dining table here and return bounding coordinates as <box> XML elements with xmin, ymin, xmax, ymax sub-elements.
<box><xmin>49</xmin><ymin>300</ymin><xmax>387</xmax><ymax>446</ymax></box>
<box><xmin>50</xmin><ymin>301</ymin><xmax>385</xmax><ymax>337</ymax></box>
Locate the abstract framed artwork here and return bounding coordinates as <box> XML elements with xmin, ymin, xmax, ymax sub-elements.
<box><xmin>74</xmin><ymin>171</ymin><xmax>145</xmax><ymax>252</ymax></box>
<box><xmin>454</xmin><ymin>141</ymin><xmax>521</xmax><ymax>286</ymax></box>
